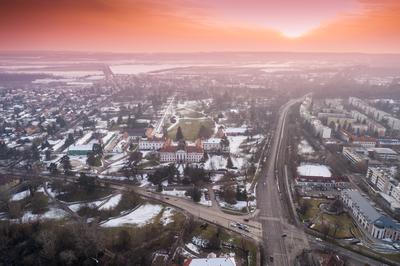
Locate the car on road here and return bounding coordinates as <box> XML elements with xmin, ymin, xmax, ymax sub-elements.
<box><xmin>315</xmin><ymin>238</ymin><xmax>322</xmax><ymax>242</ymax></box>
<box><xmin>243</xmin><ymin>218</ymin><xmax>249</xmax><ymax>222</ymax></box>
<box><xmin>269</xmin><ymin>256</ymin><xmax>274</xmax><ymax>262</ymax></box>
<box><xmin>237</xmin><ymin>224</ymin><xmax>250</xmax><ymax>232</ymax></box>
<box><xmin>281</xmin><ymin>234</ymin><xmax>287</xmax><ymax>238</ymax></box>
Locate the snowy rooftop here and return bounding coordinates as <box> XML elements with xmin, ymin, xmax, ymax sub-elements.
<box><xmin>204</xmin><ymin>138</ymin><xmax>221</xmax><ymax>144</ymax></box>
<box><xmin>68</xmin><ymin>144</ymin><xmax>94</xmax><ymax>151</ymax></box>
<box><xmin>297</xmin><ymin>164</ymin><xmax>332</xmax><ymax>178</ymax></box>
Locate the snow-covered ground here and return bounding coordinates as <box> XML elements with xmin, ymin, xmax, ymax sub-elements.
<box><xmin>160</xmin><ymin>207</ymin><xmax>174</xmax><ymax>225</ymax></box>
<box><xmin>211</xmin><ymin>173</ymin><xmax>224</xmax><ymax>182</ymax></box>
<box><xmin>98</xmin><ymin>174</ymin><xmax>128</xmax><ymax>181</ymax></box>
<box><xmin>228</xmin><ymin>136</ymin><xmax>247</xmax><ymax>155</ymax></box>
<box><xmin>199</xmin><ymin>191</ymin><xmax>212</xmax><ymax>207</ymax></box>
<box><xmin>100</xmin><ymin>204</ymin><xmax>163</xmax><ymax>227</ymax></box>
<box><xmin>297</xmin><ymin>140</ymin><xmax>315</xmax><ymax>155</ymax></box>
<box><xmin>192</xmin><ymin>236</ymin><xmax>209</xmax><ymax>248</ymax></box>
<box><xmin>162</xmin><ymin>189</ymin><xmax>188</xmax><ymax>198</ymax></box>
<box><xmin>11</xmin><ymin>190</ymin><xmax>30</xmax><ymax>201</ymax></box>
<box><xmin>49</xmin><ymin>138</ymin><xmax>65</xmax><ymax>152</ymax></box>
<box><xmin>219</xmin><ymin>200</ymin><xmax>248</xmax><ymax>211</ymax></box>
<box><xmin>204</xmin><ymin>155</ymin><xmax>227</xmax><ymax>170</ymax></box>
<box><xmin>231</xmin><ymin>156</ymin><xmax>248</xmax><ymax>170</ymax></box>
<box><xmin>297</xmin><ymin>164</ymin><xmax>332</xmax><ymax>177</ymax></box>
<box><xmin>185</xmin><ymin>243</ymin><xmax>200</xmax><ymax>254</ymax></box>
<box><xmin>103</xmin><ymin>159</ymin><xmax>127</xmax><ymax>174</ymax></box>
<box><xmin>99</xmin><ymin>194</ymin><xmax>122</xmax><ymax>210</ymax></box>
<box><xmin>136</xmin><ymin>174</ymin><xmax>150</xmax><ymax>187</ymax></box>
<box><xmin>68</xmin><ymin>197</ymin><xmax>110</xmax><ymax>212</ymax></box>
<box><xmin>21</xmin><ymin>208</ymin><xmax>68</xmax><ymax>222</ymax></box>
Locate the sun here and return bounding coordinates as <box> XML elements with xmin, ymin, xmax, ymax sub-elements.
<box><xmin>279</xmin><ymin>28</ymin><xmax>309</xmax><ymax>39</ymax></box>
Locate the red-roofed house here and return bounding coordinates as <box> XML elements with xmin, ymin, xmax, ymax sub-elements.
<box><xmin>159</xmin><ymin>140</ymin><xmax>203</xmax><ymax>163</ymax></box>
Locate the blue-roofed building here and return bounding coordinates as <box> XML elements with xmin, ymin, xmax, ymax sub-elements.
<box><xmin>341</xmin><ymin>189</ymin><xmax>400</xmax><ymax>241</ymax></box>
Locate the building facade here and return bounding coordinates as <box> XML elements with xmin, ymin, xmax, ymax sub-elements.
<box><xmin>159</xmin><ymin>141</ymin><xmax>203</xmax><ymax>163</ymax></box>
<box><xmin>341</xmin><ymin>189</ymin><xmax>400</xmax><ymax>241</ymax></box>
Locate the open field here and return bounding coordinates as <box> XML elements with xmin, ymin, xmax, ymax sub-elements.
<box><xmin>167</xmin><ymin>117</ymin><xmax>215</xmax><ymax>141</ymax></box>
<box><xmin>175</xmin><ymin>107</ymin><xmax>205</xmax><ymax>119</ymax></box>
<box><xmin>300</xmin><ymin>198</ymin><xmax>328</xmax><ymax>221</ymax></box>
<box><xmin>313</xmin><ymin>213</ymin><xmax>356</xmax><ymax>238</ymax></box>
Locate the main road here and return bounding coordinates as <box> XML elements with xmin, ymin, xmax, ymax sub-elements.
<box><xmin>256</xmin><ymin>97</ymin><xmax>309</xmax><ymax>265</ymax></box>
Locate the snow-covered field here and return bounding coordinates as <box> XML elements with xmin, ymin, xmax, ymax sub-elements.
<box><xmin>297</xmin><ymin>140</ymin><xmax>315</xmax><ymax>155</ymax></box>
<box><xmin>101</xmin><ymin>204</ymin><xmax>163</xmax><ymax>227</ymax></box>
<box><xmin>297</xmin><ymin>164</ymin><xmax>332</xmax><ymax>177</ymax></box>
<box><xmin>99</xmin><ymin>194</ymin><xmax>122</xmax><ymax>210</ymax></box>
<box><xmin>11</xmin><ymin>190</ymin><xmax>30</xmax><ymax>201</ymax></box>
<box><xmin>204</xmin><ymin>155</ymin><xmax>227</xmax><ymax>170</ymax></box>
<box><xmin>21</xmin><ymin>208</ymin><xmax>68</xmax><ymax>222</ymax></box>
<box><xmin>162</xmin><ymin>189</ymin><xmax>188</xmax><ymax>198</ymax></box>
<box><xmin>228</xmin><ymin>136</ymin><xmax>247</xmax><ymax>155</ymax></box>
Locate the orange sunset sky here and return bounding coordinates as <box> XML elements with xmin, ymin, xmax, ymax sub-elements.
<box><xmin>1</xmin><ymin>0</ymin><xmax>400</xmax><ymax>53</ymax></box>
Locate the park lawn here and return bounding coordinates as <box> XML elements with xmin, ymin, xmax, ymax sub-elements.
<box><xmin>167</xmin><ymin>117</ymin><xmax>215</xmax><ymax>141</ymax></box>
<box><xmin>300</xmin><ymin>198</ymin><xmax>328</xmax><ymax>221</ymax></box>
<box><xmin>313</xmin><ymin>213</ymin><xmax>356</xmax><ymax>238</ymax></box>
